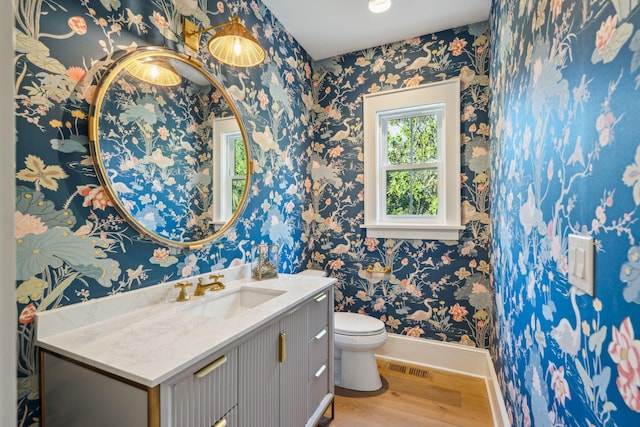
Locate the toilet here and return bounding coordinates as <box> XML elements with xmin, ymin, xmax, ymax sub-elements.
<box><xmin>334</xmin><ymin>312</ymin><xmax>387</xmax><ymax>391</ymax></box>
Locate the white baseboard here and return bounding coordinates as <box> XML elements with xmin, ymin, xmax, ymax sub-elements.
<box><xmin>375</xmin><ymin>334</ymin><xmax>509</xmax><ymax>427</ymax></box>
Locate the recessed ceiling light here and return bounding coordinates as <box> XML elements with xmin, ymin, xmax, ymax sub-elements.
<box><xmin>369</xmin><ymin>0</ymin><xmax>391</xmax><ymax>14</ymax></box>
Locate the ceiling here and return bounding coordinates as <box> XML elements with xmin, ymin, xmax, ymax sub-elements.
<box><xmin>261</xmin><ymin>0</ymin><xmax>492</xmax><ymax>60</ymax></box>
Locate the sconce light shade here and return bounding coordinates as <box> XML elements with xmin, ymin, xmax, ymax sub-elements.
<box><xmin>207</xmin><ymin>17</ymin><xmax>266</xmax><ymax>67</ymax></box>
<box><xmin>125</xmin><ymin>59</ymin><xmax>182</xmax><ymax>86</ymax></box>
<box><xmin>183</xmin><ymin>15</ymin><xmax>266</xmax><ymax>68</ymax></box>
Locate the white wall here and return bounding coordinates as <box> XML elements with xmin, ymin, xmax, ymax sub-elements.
<box><xmin>1</xmin><ymin>0</ymin><xmax>16</xmax><ymax>425</ymax></box>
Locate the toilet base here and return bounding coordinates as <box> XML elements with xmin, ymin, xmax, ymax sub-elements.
<box><xmin>335</xmin><ymin>349</ymin><xmax>382</xmax><ymax>392</ymax></box>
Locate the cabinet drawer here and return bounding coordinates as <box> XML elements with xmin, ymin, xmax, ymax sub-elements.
<box><xmin>309</xmin><ymin>361</ymin><xmax>329</xmax><ymax>416</ymax></box>
<box><xmin>170</xmin><ymin>348</ymin><xmax>237</xmax><ymax>427</ymax></box>
<box><xmin>307</xmin><ymin>290</ymin><xmax>329</xmax><ymax>338</ymax></box>
<box><xmin>309</xmin><ymin>325</ymin><xmax>329</xmax><ymax>375</ymax></box>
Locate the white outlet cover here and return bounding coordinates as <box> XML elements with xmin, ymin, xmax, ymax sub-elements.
<box><xmin>568</xmin><ymin>234</ymin><xmax>594</xmax><ymax>296</ymax></box>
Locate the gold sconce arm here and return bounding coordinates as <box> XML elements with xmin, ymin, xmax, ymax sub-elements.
<box><xmin>183</xmin><ymin>17</ymin><xmax>235</xmax><ymax>51</ymax></box>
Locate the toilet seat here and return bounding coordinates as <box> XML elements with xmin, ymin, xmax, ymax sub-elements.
<box><xmin>335</xmin><ymin>312</ymin><xmax>386</xmax><ymax>336</ymax></box>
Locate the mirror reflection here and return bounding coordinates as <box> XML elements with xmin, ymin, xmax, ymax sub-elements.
<box><xmin>89</xmin><ymin>48</ymin><xmax>250</xmax><ymax>249</ymax></box>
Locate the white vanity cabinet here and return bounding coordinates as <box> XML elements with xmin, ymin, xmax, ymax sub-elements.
<box><xmin>238</xmin><ymin>288</ymin><xmax>333</xmax><ymax>427</ymax></box>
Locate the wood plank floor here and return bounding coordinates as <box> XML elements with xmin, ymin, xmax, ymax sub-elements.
<box><xmin>319</xmin><ymin>359</ymin><xmax>493</xmax><ymax>427</ymax></box>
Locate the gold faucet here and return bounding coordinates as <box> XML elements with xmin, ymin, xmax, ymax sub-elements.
<box><xmin>194</xmin><ymin>274</ymin><xmax>225</xmax><ymax>296</ymax></box>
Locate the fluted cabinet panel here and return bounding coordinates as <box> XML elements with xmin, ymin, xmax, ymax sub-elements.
<box><xmin>169</xmin><ymin>348</ymin><xmax>237</xmax><ymax>427</ymax></box>
<box><xmin>238</xmin><ymin>322</ymin><xmax>280</xmax><ymax>427</ymax></box>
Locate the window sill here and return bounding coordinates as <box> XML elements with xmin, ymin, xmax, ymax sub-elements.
<box><xmin>361</xmin><ymin>224</ymin><xmax>465</xmax><ymax>241</ymax></box>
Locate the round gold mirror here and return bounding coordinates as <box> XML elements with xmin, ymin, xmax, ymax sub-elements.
<box><xmin>89</xmin><ymin>48</ymin><xmax>251</xmax><ymax>250</ymax></box>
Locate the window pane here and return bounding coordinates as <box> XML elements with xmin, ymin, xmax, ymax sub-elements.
<box><xmin>387</xmin><ymin>114</ymin><xmax>438</xmax><ymax>165</ymax></box>
<box><xmin>232</xmin><ymin>179</ymin><xmax>245</xmax><ymax>211</ymax></box>
<box><xmin>233</xmin><ymin>136</ymin><xmax>247</xmax><ymax>175</ymax></box>
<box><xmin>386</xmin><ymin>168</ymin><xmax>438</xmax><ymax>216</ymax></box>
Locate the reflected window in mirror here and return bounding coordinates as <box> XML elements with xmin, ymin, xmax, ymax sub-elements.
<box><xmin>213</xmin><ymin>117</ymin><xmax>247</xmax><ymax>227</ymax></box>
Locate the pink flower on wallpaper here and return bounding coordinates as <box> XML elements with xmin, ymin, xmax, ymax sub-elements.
<box><xmin>67</xmin><ymin>66</ymin><xmax>86</xmax><ymax>83</ymax></box>
<box><xmin>19</xmin><ymin>303</ymin><xmax>37</xmax><ymax>325</ymax></box>
<box><xmin>328</xmin><ymin>259</ymin><xmax>344</xmax><ymax>270</ymax></box>
<box><xmin>448</xmin><ymin>37</ymin><xmax>468</xmax><ymax>56</ymax></box>
<box><xmin>596</xmin><ymin>16</ymin><xmax>618</xmax><ymax>54</ymax></box>
<box><xmin>68</xmin><ymin>16</ymin><xmax>87</xmax><ymax>35</ymax></box>
<box><xmin>608</xmin><ymin>317</ymin><xmax>640</xmax><ymax>411</ymax></box>
<box><xmin>77</xmin><ymin>185</ymin><xmax>113</xmax><ymax>210</ymax></box>
<box><xmin>15</xmin><ymin>211</ymin><xmax>47</xmax><ymax>238</ymax></box>
<box><xmin>617</xmin><ymin>375</ymin><xmax>640</xmax><ymax>412</ymax></box>
<box><xmin>449</xmin><ymin>303</ymin><xmax>468</xmax><ymax>322</ymax></box>
<box><xmin>152</xmin><ymin>11</ymin><xmax>169</xmax><ymax>29</ymax></box>
<box><xmin>549</xmin><ymin>362</ymin><xmax>572</xmax><ymax>406</ymax></box>
<box><xmin>364</xmin><ymin>237</ymin><xmax>379</xmax><ymax>251</ymax></box>
<box><xmin>403</xmin><ymin>325</ymin><xmax>424</xmax><ymax>337</ymax></box>
<box><xmin>153</xmin><ymin>248</ymin><xmax>170</xmax><ymax>261</ymax></box>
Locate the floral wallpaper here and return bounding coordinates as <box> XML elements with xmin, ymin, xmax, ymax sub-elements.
<box><xmin>491</xmin><ymin>0</ymin><xmax>640</xmax><ymax>425</ymax></box>
<box><xmin>14</xmin><ymin>0</ymin><xmax>314</xmax><ymax>424</ymax></box>
<box><xmin>305</xmin><ymin>26</ymin><xmax>493</xmax><ymax>346</ymax></box>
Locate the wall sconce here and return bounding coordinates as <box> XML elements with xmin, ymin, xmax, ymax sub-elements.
<box><xmin>182</xmin><ymin>15</ymin><xmax>266</xmax><ymax>67</ymax></box>
<box><xmin>125</xmin><ymin>58</ymin><xmax>182</xmax><ymax>86</ymax></box>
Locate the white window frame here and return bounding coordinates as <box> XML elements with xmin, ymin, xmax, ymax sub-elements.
<box><xmin>212</xmin><ymin>117</ymin><xmax>244</xmax><ymax>225</ymax></box>
<box><xmin>362</xmin><ymin>78</ymin><xmax>463</xmax><ymax>240</ymax></box>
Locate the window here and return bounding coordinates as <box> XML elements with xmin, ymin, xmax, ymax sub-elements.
<box><xmin>212</xmin><ymin>117</ymin><xmax>247</xmax><ymax>226</ymax></box>
<box><xmin>362</xmin><ymin>79</ymin><xmax>463</xmax><ymax>240</ymax></box>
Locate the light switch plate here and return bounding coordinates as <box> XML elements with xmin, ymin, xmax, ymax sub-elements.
<box><xmin>568</xmin><ymin>234</ymin><xmax>594</xmax><ymax>296</ymax></box>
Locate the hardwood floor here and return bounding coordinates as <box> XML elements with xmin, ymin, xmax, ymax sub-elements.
<box><xmin>319</xmin><ymin>359</ymin><xmax>493</xmax><ymax>427</ymax></box>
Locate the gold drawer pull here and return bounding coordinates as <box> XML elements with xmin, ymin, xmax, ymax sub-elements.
<box><xmin>314</xmin><ymin>328</ymin><xmax>327</xmax><ymax>340</ymax></box>
<box><xmin>211</xmin><ymin>417</ymin><xmax>227</xmax><ymax>427</ymax></box>
<box><xmin>314</xmin><ymin>292</ymin><xmax>327</xmax><ymax>302</ymax></box>
<box><xmin>279</xmin><ymin>333</ymin><xmax>287</xmax><ymax>363</ymax></box>
<box><xmin>195</xmin><ymin>355</ymin><xmax>227</xmax><ymax>378</ymax></box>
<box><xmin>314</xmin><ymin>364</ymin><xmax>327</xmax><ymax>378</ymax></box>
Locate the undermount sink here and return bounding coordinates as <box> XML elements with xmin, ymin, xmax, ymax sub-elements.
<box><xmin>181</xmin><ymin>287</ymin><xmax>285</xmax><ymax>319</ymax></box>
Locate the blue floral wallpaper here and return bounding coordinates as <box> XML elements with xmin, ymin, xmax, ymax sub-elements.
<box><xmin>491</xmin><ymin>0</ymin><xmax>640</xmax><ymax>425</ymax></box>
<box><xmin>306</xmin><ymin>27</ymin><xmax>492</xmax><ymax>346</ymax></box>
<box><xmin>14</xmin><ymin>0</ymin><xmax>313</xmax><ymax>424</ymax></box>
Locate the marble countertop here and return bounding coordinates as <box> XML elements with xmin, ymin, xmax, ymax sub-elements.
<box><xmin>35</xmin><ymin>265</ymin><xmax>335</xmax><ymax>387</ymax></box>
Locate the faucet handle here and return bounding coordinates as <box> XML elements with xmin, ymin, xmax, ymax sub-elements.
<box><xmin>174</xmin><ymin>282</ymin><xmax>192</xmax><ymax>302</ymax></box>
<box><xmin>209</xmin><ymin>274</ymin><xmax>224</xmax><ymax>281</ymax></box>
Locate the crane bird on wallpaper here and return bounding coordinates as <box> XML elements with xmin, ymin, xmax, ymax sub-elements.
<box><xmin>248</xmin><ymin>121</ymin><xmax>275</xmax><ymax>152</ymax></box>
<box><xmin>330</xmin><ymin>233</ymin><xmax>353</xmax><ymax>255</ymax></box>
<box><xmin>329</xmin><ymin>118</ymin><xmax>352</xmax><ymax>143</ymax></box>
<box><xmin>550</xmin><ymin>286</ymin><xmax>581</xmax><ymax>357</ymax></box>
<box><xmin>227</xmin><ymin>72</ymin><xmax>247</xmax><ymax>102</ymax></box>
<box><xmin>406</xmin><ymin>41</ymin><xmax>436</xmax><ymax>72</ymax></box>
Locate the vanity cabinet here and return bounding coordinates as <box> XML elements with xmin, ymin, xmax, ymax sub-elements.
<box><xmin>41</xmin><ymin>350</ymin><xmax>158</xmax><ymax>427</ymax></box>
<box><xmin>238</xmin><ymin>289</ymin><xmax>333</xmax><ymax>427</ymax></box>
<box><xmin>39</xmin><ymin>275</ymin><xmax>334</xmax><ymax>427</ymax></box>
